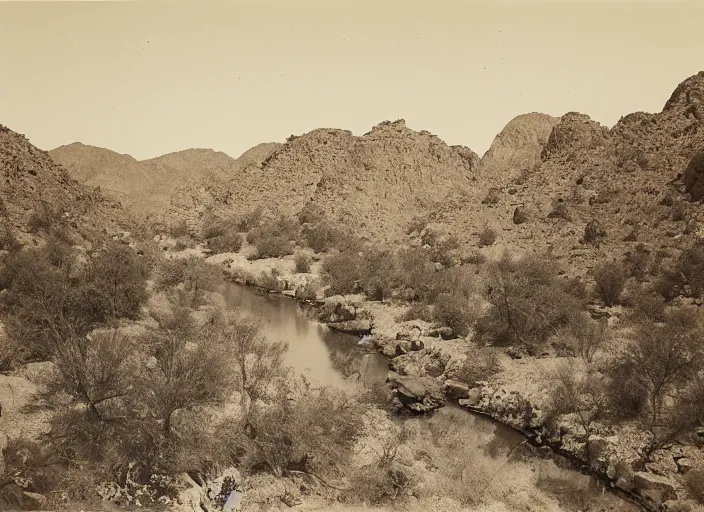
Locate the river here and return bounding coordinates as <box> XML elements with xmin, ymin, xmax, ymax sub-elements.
<box><xmin>222</xmin><ymin>282</ymin><xmax>641</xmax><ymax>512</ymax></box>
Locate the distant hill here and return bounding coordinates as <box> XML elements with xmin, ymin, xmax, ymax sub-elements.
<box><xmin>49</xmin><ymin>143</ymin><xmax>237</xmax><ymax>221</ymax></box>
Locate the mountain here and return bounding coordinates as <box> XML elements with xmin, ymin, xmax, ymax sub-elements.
<box><xmin>49</xmin><ymin>144</ymin><xmax>237</xmax><ymax>221</ymax></box>
<box><xmin>169</xmin><ymin>120</ymin><xmax>480</xmax><ymax>242</ymax></box>
<box><xmin>443</xmin><ymin>71</ymin><xmax>704</xmax><ymax>273</ymax></box>
<box><xmin>478</xmin><ymin>113</ymin><xmax>560</xmax><ymax>183</ymax></box>
<box><xmin>0</xmin><ymin>125</ymin><xmax>131</xmax><ymax>246</ymax></box>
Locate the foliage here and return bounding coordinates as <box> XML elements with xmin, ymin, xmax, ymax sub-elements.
<box><xmin>247</xmin><ymin>216</ymin><xmax>299</xmax><ymax>259</ymax></box>
<box><xmin>592</xmin><ymin>261</ymin><xmax>627</xmax><ymax>306</ymax></box>
<box><xmin>478</xmin><ymin>227</ymin><xmax>497</xmax><ymax>247</ymax></box>
<box><xmin>677</xmin><ymin>241</ymin><xmax>704</xmax><ymax>298</ymax></box>
<box><xmin>453</xmin><ymin>346</ymin><xmax>500</xmax><ymax>385</ymax></box>
<box><xmin>240</xmin><ymin>377</ymin><xmax>364</xmax><ymax>478</ymax></box>
<box><xmin>397</xmin><ymin>303</ymin><xmax>435</xmax><ymax>323</ymax></box>
<box><xmin>27</xmin><ymin>202</ymin><xmax>59</xmax><ymax>234</ymax></box>
<box><xmin>294</xmin><ymin>251</ymin><xmax>312</xmax><ymax>273</ymax></box>
<box><xmin>582</xmin><ymin>220</ymin><xmax>606</xmax><ymax>245</ymax></box>
<box><xmin>562</xmin><ymin>312</ymin><xmax>609</xmax><ymax>363</ymax></box>
<box><xmin>432</xmin><ymin>292</ymin><xmax>476</xmax><ymax>337</ymax></box>
<box><xmin>154</xmin><ymin>256</ymin><xmax>221</xmax><ymax>307</ymax></box>
<box><xmin>475</xmin><ymin>251</ymin><xmax>585</xmax><ymax>351</ymax></box>
<box><xmin>168</xmin><ymin>219</ymin><xmax>190</xmax><ymax>238</ymax></box>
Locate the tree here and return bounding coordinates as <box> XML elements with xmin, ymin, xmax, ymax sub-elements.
<box><xmin>220</xmin><ymin>313</ymin><xmax>287</xmax><ymax>417</ymax></box>
<box><xmin>154</xmin><ymin>256</ymin><xmax>221</xmax><ymax>308</ymax></box>
<box><xmin>141</xmin><ymin>306</ymin><xmax>232</xmax><ymax>438</ymax></box>
<box><xmin>476</xmin><ymin>251</ymin><xmax>585</xmax><ymax>351</ymax></box>
<box><xmin>547</xmin><ymin>362</ymin><xmax>608</xmax><ymax>457</ymax></box>
<box><xmin>608</xmin><ymin>309</ymin><xmax>704</xmax><ymax>455</ymax></box>
<box><xmin>83</xmin><ymin>242</ymin><xmax>149</xmax><ymax>322</ymax></box>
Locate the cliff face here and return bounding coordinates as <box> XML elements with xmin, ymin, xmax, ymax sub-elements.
<box><xmin>479</xmin><ymin>113</ymin><xmax>560</xmax><ymax>183</ymax></box>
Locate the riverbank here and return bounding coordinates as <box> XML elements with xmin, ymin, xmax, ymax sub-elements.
<box><xmin>202</xmin><ymin>248</ymin><xmax>704</xmax><ymax>512</ymax></box>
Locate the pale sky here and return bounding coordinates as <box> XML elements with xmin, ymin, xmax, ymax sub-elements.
<box><xmin>0</xmin><ymin>0</ymin><xmax>701</xmax><ymax>161</ymax></box>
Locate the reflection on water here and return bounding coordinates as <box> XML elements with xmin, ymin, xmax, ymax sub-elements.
<box><xmin>222</xmin><ymin>283</ymin><xmax>388</xmax><ymax>390</ymax></box>
<box><xmin>222</xmin><ymin>283</ymin><xmax>641</xmax><ymax>512</ymax></box>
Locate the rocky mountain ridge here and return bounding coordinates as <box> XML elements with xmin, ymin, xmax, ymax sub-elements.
<box><xmin>0</xmin><ymin>125</ymin><xmax>132</xmax><ymax>245</ymax></box>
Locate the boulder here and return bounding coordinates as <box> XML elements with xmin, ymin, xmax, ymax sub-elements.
<box><xmin>633</xmin><ymin>472</ymin><xmax>677</xmax><ymax>507</ymax></box>
<box><xmin>427</xmin><ymin>326</ymin><xmax>454</xmax><ymax>340</ymax></box>
<box><xmin>22</xmin><ymin>492</ymin><xmax>47</xmax><ymax>510</ymax></box>
<box><xmin>391</xmin><ymin>376</ymin><xmax>446</xmax><ymax>413</ymax></box>
<box><xmin>458</xmin><ymin>388</ymin><xmax>483</xmax><ymax>407</ymax></box>
<box><xmin>410</xmin><ymin>339</ymin><xmax>425</xmax><ymax>351</ymax></box>
<box><xmin>684</xmin><ymin>151</ymin><xmax>704</xmax><ymax>201</ymax></box>
<box><xmin>444</xmin><ymin>379</ymin><xmax>471</xmax><ymax>400</ymax></box>
<box><xmin>513</xmin><ymin>206</ymin><xmax>528</xmax><ymax>225</ymax></box>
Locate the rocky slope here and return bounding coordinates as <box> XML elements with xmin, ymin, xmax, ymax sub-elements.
<box><xmin>0</xmin><ymin>125</ymin><xmax>131</xmax><ymax>245</ymax></box>
<box><xmin>441</xmin><ymin>71</ymin><xmax>704</xmax><ymax>274</ymax></box>
<box><xmin>49</xmin><ymin>143</ymin><xmax>238</xmax><ymax>221</ymax></box>
<box><xmin>170</xmin><ymin>120</ymin><xmax>480</xmax><ymax>243</ymax></box>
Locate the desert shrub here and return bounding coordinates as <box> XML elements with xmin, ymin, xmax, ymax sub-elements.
<box><xmin>240</xmin><ymin>378</ymin><xmax>365</xmax><ymax>478</ymax></box>
<box><xmin>406</xmin><ymin>215</ymin><xmax>428</xmax><ymax>235</ymax></box>
<box><xmin>623</xmin><ymin>244</ymin><xmax>651</xmax><ymax>282</ymax></box>
<box><xmin>433</xmin><ymin>292</ymin><xmax>475</xmax><ymax>337</ymax></box>
<box><xmin>546</xmin><ymin>362</ymin><xmax>608</xmax><ymax>455</ymax></box>
<box><xmin>582</xmin><ymin>220</ymin><xmax>606</xmax><ymax>245</ymax></box>
<box><xmin>393</xmin><ymin>248</ymin><xmax>439</xmax><ymax>302</ymax></box>
<box><xmin>476</xmin><ymin>251</ymin><xmax>586</xmax><ymax>351</ymax></box>
<box><xmin>256</xmin><ymin>269</ymin><xmax>283</xmax><ymax>293</ymax></box>
<box><xmin>168</xmin><ymin>219</ymin><xmax>190</xmax><ymax>238</ymax></box>
<box><xmin>397</xmin><ymin>303</ymin><xmax>435</xmax><ymax>323</ymax></box>
<box><xmin>547</xmin><ymin>200</ymin><xmax>570</xmax><ymax>221</ymax></box>
<box><xmin>0</xmin><ymin>223</ymin><xmax>20</xmax><ymax>252</ymax></box>
<box><xmin>563</xmin><ymin>313</ymin><xmax>609</xmax><ymax>363</ymax></box>
<box><xmin>27</xmin><ymin>202</ymin><xmax>58</xmax><ymax>233</ymax></box>
<box><xmin>321</xmin><ymin>251</ymin><xmax>363</xmax><ymax>296</ymax></box>
<box><xmin>592</xmin><ymin>261</ymin><xmax>627</xmax><ymax>306</ymax></box>
<box><xmin>295</xmin><ymin>280</ymin><xmax>321</xmax><ymax>301</ymax></box>
<box><xmin>236</xmin><ymin>207</ymin><xmax>264</xmax><ymax>232</ymax></box>
<box><xmin>154</xmin><ymin>256</ymin><xmax>221</xmax><ymax>307</ymax></box>
<box><xmin>453</xmin><ymin>346</ymin><xmax>500</xmax><ymax>385</ymax></box>
<box><xmin>207</xmin><ymin>231</ymin><xmax>243</xmax><ymax>254</ymax></box>
<box><xmin>481</xmin><ymin>188</ymin><xmax>501</xmax><ymax>205</ymax></box>
<box><xmin>247</xmin><ymin>216</ymin><xmax>299</xmax><ymax>259</ymax></box>
<box><xmin>297</xmin><ymin>203</ymin><xmax>324</xmax><ymax>225</ymax></box>
<box><xmin>82</xmin><ymin>241</ymin><xmax>150</xmax><ymax>321</ymax></box>
<box><xmin>461</xmin><ymin>251</ymin><xmax>486</xmax><ymax>265</ymax></box>
<box><xmin>606</xmin><ymin>309</ymin><xmax>704</xmax><ymax>439</ymax></box>
<box><xmin>294</xmin><ymin>251</ymin><xmax>312</xmax><ymax>273</ymax></box>
<box><xmin>677</xmin><ymin>241</ymin><xmax>704</xmax><ymax>298</ymax></box>
<box><xmin>478</xmin><ymin>227</ymin><xmax>497</xmax><ymax>247</ymax></box>
<box><xmin>303</xmin><ymin>220</ymin><xmax>358</xmax><ymax>253</ymax></box>
<box><xmin>625</xmin><ymin>285</ymin><xmax>667</xmax><ymax>323</ymax></box>
<box><xmin>672</xmin><ymin>203</ymin><xmax>688</xmax><ymax>222</ymax></box>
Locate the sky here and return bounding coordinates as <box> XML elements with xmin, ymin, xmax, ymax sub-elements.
<box><xmin>0</xmin><ymin>0</ymin><xmax>702</xmax><ymax>161</ymax></box>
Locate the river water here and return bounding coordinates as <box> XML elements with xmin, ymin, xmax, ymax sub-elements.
<box><xmin>222</xmin><ymin>283</ymin><xmax>641</xmax><ymax>512</ymax></box>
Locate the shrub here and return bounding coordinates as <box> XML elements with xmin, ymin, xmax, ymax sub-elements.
<box><xmin>592</xmin><ymin>261</ymin><xmax>627</xmax><ymax>306</ymax></box>
<box><xmin>303</xmin><ymin>220</ymin><xmax>357</xmax><ymax>253</ymax></box>
<box><xmin>547</xmin><ymin>200</ymin><xmax>570</xmax><ymax>221</ymax></box>
<box><xmin>154</xmin><ymin>256</ymin><xmax>221</xmax><ymax>307</ymax></box>
<box><xmin>247</xmin><ymin>216</ymin><xmax>299</xmax><ymax>259</ymax></box>
<box><xmin>564</xmin><ymin>313</ymin><xmax>609</xmax><ymax>363</ymax></box>
<box><xmin>481</xmin><ymin>188</ymin><xmax>501</xmax><ymax>205</ymax></box>
<box><xmin>236</xmin><ymin>207</ymin><xmax>264</xmax><ymax>232</ymax></box>
<box><xmin>582</xmin><ymin>220</ymin><xmax>606</xmax><ymax>245</ymax></box>
<box><xmin>207</xmin><ymin>231</ymin><xmax>243</xmax><ymax>254</ymax></box>
<box><xmin>297</xmin><ymin>203</ymin><xmax>324</xmax><ymax>225</ymax></box>
<box><xmin>294</xmin><ymin>251</ymin><xmax>312</xmax><ymax>273</ymax></box>
<box><xmin>256</xmin><ymin>269</ymin><xmax>283</xmax><ymax>292</ymax></box>
<box><xmin>453</xmin><ymin>346</ymin><xmax>500</xmax><ymax>385</ymax></box>
<box><xmin>0</xmin><ymin>223</ymin><xmax>20</xmax><ymax>252</ymax></box>
<box><xmin>406</xmin><ymin>215</ymin><xmax>428</xmax><ymax>235</ymax></box>
<box><xmin>322</xmin><ymin>251</ymin><xmax>363</xmax><ymax>296</ymax></box>
<box><xmin>478</xmin><ymin>227</ymin><xmax>497</xmax><ymax>247</ymax></box>
<box><xmin>433</xmin><ymin>293</ymin><xmax>475</xmax><ymax>337</ymax></box>
<box><xmin>168</xmin><ymin>219</ymin><xmax>190</xmax><ymax>238</ymax></box>
<box><xmin>397</xmin><ymin>303</ymin><xmax>435</xmax><ymax>323</ymax></box>
<box><xmin>295</xmin><ymin>280</ymin><xmax>321</xmax><ymax>301</ymax></box>
<box><xmin>624</xmin><ymin>244</ymin><xmax>651</xmax><ymax>282</ymax></box>
<box><xmin>476</xmin><ymin>251</ymin><xmax>586</xmax><ymax>351</ymax></box>
<box><xmin>27</xmin><ymin>202</ymin><xmax>58</xmax><ymax>233</ymax></box>
<box><xmin>678</xmin><ymin>241</ymin><xmax>704</xmax><ymax>298</ymax></box>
